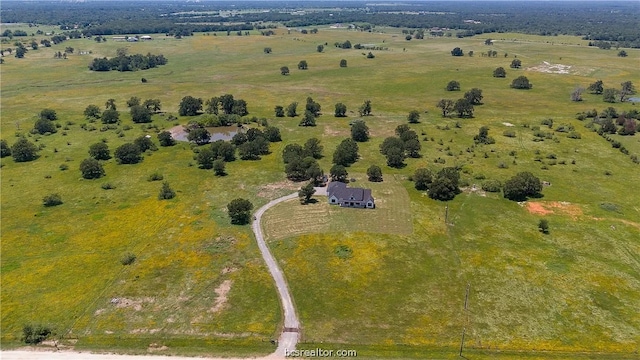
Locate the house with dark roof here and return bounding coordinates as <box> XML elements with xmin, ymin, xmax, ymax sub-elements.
<box><xmin>327</xmin><ymin>182</ymin><xmax>375</xmax><ymax>209</ymax></box>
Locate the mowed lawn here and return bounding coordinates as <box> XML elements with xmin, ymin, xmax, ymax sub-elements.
<box><xmin>261</xmin><ymin>173</ymin><xmax>412</xmax><ymax>241</ymax></box>
<box><xmin>1</xmin><ymin>24</ymin><xmax>639</xmax><ymax>358</ymax></box>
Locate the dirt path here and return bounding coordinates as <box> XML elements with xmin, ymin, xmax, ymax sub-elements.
<box><xmin>0</xmin><ymin>350</ymin><xmax>253</xmax><ymax>360</ymax></box>
<box><xmin>251</xmin><ymin>193</ymin><xmax>301</xmax><ymax>357</ymax></box>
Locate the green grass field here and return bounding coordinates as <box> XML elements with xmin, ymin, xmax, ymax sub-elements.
<box><xmin>1</xmin><ymin>25</ymin><xmax>639</xmax><ymax>358</ymax></box>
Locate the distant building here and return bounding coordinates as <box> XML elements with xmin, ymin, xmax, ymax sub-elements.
<box><xmin>327</xmin><ymin>182</ymin><xmax>375</xmax><ymax>209</ymax></box>
<box><xmin>140</xmin><ymin>35</ymin><xmax>152</xmax><ymax>40</ymax></box>
<box><xmin>112</xmin><ymin>36</ymin><xmax>126</xmax><ymax>41</ymax></box>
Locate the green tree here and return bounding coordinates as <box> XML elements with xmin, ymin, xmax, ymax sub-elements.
<box><xmin>264</xmin><ymin>127</ymin><xmax>282</xmax><ymax>142</ymax></box>
<box><xmin>436</xmin><ymin>99</ymin><xmax>454</xmax><ymax>117</ymax></box>
<box><xmin>158</xmin><ymin>181</ymin><xmax>176</xmax><ymax>200</ymax></box>
<box><xmin>333</xmin><ymin>138</ymin><xmax>359</xmax><ymax>166</ymax></box>
<box><xmin>317</xmin><ymin>44</ymin><xmax>324</xmax><ymax>53</ymax></box>
<box><xmin>227</xmin><ymin>198</ymin><xmax>253</xmax><ymax>224</ymax></box>
<box><xmin>299</xmin><ymin>110</ymin><xmax>317</xmax><ymax>127</ymax></box>
<box><xmin>213</xmin><ymin>159</ymin><xmax>226</xmax><ymax>176</ymax></box>
<box><xmin>619</xmin><ymin>81</ymin><xmax>636</xmax><ymax>102</ymax></box>
<box><xmin>510</xmin><ymin>59</ymin><xmax>522</xmax><ymax>68</ymax></box>
<box><xmin>380</xmin><ymin>136</ymin><xmax>404</xmax><ymax>156</ymax></box>
<box><xmin>503</xmin><ymin>171</ymin><xmax>543</xmax><ymax>201</ymax></box>
<box><xmin>493</xmin><ymin>67</ymin><xmax>506</xmax><ymax>78</ymax></box>
<box><xmin>428</xmin><ymin>167</ymin><xmax>461</xmax><ymax>201</ymax></box>
<box><xmin>84</xmin><ymin>104</ymin><xmax>101</xmax><ymax>119</ymax></box>
<box><xmin>187</xmin><ymin>128</ymin><xmax>211</xmax><ymax>145</ymax></box>
<box><xmin>143</xmin><ymin>99</ymin><xmax>162</xmax><ymax>113</ymax></box>
<box><xmin>264</xmin><ymin>47</ymin><xmax>272</xmax><ymax>54</ymax></box>
<box><xmin>367</xmin><ymin>165</ymin><xmax>383</xmax><ymax>182</ymax></box>
<box><xmin>89</xmin><ymin>142</ymin><xmax>110</xmax><ymax>160</ymax></box>
<box><xmin>404</xmin><ymin>138</ymin><xmax>421</xmax><ymax>158</ymax></box>
<box><xmin>130</xmin><ymin>105</ymin><xmax>152</xmax><ymax>123</ymax></box>
<box><xmin>283</xmin><ymin>143</ymin><xmax>305</xmax><ymax>164</ymax></box>
<box><xmin>602</xmin><ymin>88</ymin><xmax>618</xmax><ymax>103</ymax></box>
<box><xmin>330</xmin><ymin>164</ymin><xmax>348</xmax><ymax>182</ymax></box>
<box><xmin>0</xmin><ymin>139</ymin><xmax>11</xmax><ymax>158</ymax></box>
<box><xmin>446</xmin><ymin>80</ymin><xmax>460</xmax><ymax>91</ymax></box>
<box><xmin>34</xmin><ymin>118</ymin><xmax>56</xmax><ymax>134</ymax></box>
<box><xmin>303</xmin><ymin>138</ymin><xmax>323</xmax><ymax>159</ymax></box>
<box><xmin>588</xmin><ymin>80</ymin><xmax>604</xmax><ymax>94</ymax></box>
<box><xmin>340</xmin><ymin>59</ymin><xmax>347</xmax><ymax>68</ymax></box>
<box><xmin>101</xmin><ymin>109</ymin><xmax>120</xmax><ymax>124</ymax></box>
<box><xmin>334</xmin><ymin>103</ymin><xmax>347</xmax><ymax>117</ymax></box>
<box><xmin>105</xmin><ymin>98</ymin><xmax>116</xmax><ymax>110</ymax></box>
<box><xmin>464</xmin><ymin>88</ymin><xmax>483</xmax><ymax>105</ymax></box>
<box><xmin>114</xmin><ymin>143</ymin><xmax>143</xmax><ymax>164</ymax></box>
<box><xmin>178</xmin><ymin>96</ymin><xmax>203</xmax><ymax>116</ymax></box>
<box><xmin>407</xmin><ymin>110</ymin><xmax>421</xmax><ymax>123</ymax></box>
<box><xmin>385</xmin><ymin>147</ymin><xmax>405</xmax><ymax>168</ymax></box>
<box><xmin>298</xmin><ymin>60</ymin><xmax>308</xmax><ymax>70</ymax></box>
<box><xmin>280</xmin><ymin>66</ymin><xmax>290</xmax><ymax>75</ymax></box>
<box><xmin>11</xmin><ymin>138</ymin><xmax>38</xmax><ymax>162</ymax></box>
<box><xmin>134</xmin><ymin>136</ymin><xmax>157</xmax><ymax>152</ymax></box>
<box><xmin>158</xmin><ymin>131</ymin><xmax>176</xmax><ymax>147</ymax></box>
<box><xmin>413</xmin><ymin>168</ymin><xmax>433</xmax><ymax>190</ymax></box>
<box><xmin>617</xmin><ymin>50</ymin><xmax>627</xmax><ymax>57</ymax></box>
<box><xmin>298</xmin><ymin>182</ymin><xmax>316</xmax><ymax>204</ymax></box>
<box><xmin>80</xmin><ymin>158</ymin><xmax>105</xmax><ymax>179</ymax></box>
<box><xmin>351</xmin><ymin>120</ymin><xmax>370</xmax><ymax>142</ymax></box>
<box><xmin>15</xmin><ymin>46</ymin><xmax>26</xmax><ymax>58</ymax></box>
<box><xmin>286</xmin><ymin>102</ymin><xmax>298</xmax><ymax>117</ymax></box>
<box><xmin>358</xmin><ymin>100</ymin><xmax>372</xmax><ymax>116</ymax></box>
<box><xmin>366</xmin><ymin>52</ymin><xmax>375</xmax><ymax>59</ymax></box>
<box><xmin>126</xmin><ymin>96</ymin><xmax>140</xmax><ymax>107</ymax></box>
<box><xmin>274</xmin><ymin>105</ymin><xmax>285</xmax><ymax>117</ymax></box>
<box><xmin>451</xmin><ymin>47</ymin><xmax>463</xmax><ymax>56</ymax></box>
<box><xmin>511</xmin><ymin>76</ymin><xmax>532</xmax><ymax>89</ymax></box>
<box><xmin>211</xmin><ymin>140</ymin><xmax>236</xmax><ymax>162</ymax></box>
<box><xmin>195</xmin><ymin>147</ymin><xmax>215</xmax><ymax>169</ymax></box>
<box><xmin>454</xmin><ymin>98</ymin><xmax>474</xmax><ymax>118</ymax></box>
<box><xmin>39</xmin><ymin>108</ymin><xmax>57</xmax><ymax>121</ymax></box>
<box><xmin>473</xmin><ymin>126</ymin><xmax>496</xmax><ymax>145</ymax></box>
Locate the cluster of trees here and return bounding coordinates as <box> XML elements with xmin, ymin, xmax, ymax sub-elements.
<box><xmin>112</xmin><ymin>136</ymin><xmax>157</xmax><ymax>165</ymax></box>
<box><xmin>503</xmin><ymin>172</ymin><xmax>543</xmax><ymax>201</ymax></box>
<box><xmin>588</xmin><ymin>80</ymin><xmax>636</xmax><ymax>103</ymax></box>
<box><xmin>33</xmin><ymin>109</ymin><xmax>58</xmax><ymax>134</ymax></box>
<box><xmin>380</xmin><ymin>125</ymin><xmax>421</xmax><ymax>168</ymax></box>
<box><xmin>5</xmin><ymin>138</ymin><xmax>39</xmax><ymax>162</ymax></box>
<box><xmin>413</xmin><ymin>167</ymin><xmax>462</xmax><ymax>201</ymax></box>
<box><xmin>204</xmin><ymin>94</ymin><xmax>249</xmax><ymax>117</ymax></box>
<box><xmin>282</xmin><ymin>138</ymin><xmax>324</xmax><ymax>184</ymax></box>
<box><xmin>193</xmin><ymin>139</ymin><xmax>235</xmax><ymax>173</ymax></box>
<box><xmin>232</xmin><ymin>127</ymin><xmax>279</xmax><ymax>160</ymax></box>
<box><xmin>89</xmin><ymin>52</ymin><xmax>167</xmax><ymax>72</ymax></box>
<box><xmin>300</xmin><ymin>97</ymin><xmax>321</xmax><ymax>126</ymax></box>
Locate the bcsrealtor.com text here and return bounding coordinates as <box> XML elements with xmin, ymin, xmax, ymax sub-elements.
<box><xmin>285</xmin><ymin>348</ymin><xmax>357</xmax><ymax>357</ymax></box>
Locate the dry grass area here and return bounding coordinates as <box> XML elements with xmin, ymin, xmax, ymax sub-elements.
<box><xmin>261</xmin><ymin>174</ymin><xmax>412</xmax><ymax>241</ymax></box>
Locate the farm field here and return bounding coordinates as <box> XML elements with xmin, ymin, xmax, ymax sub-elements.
<box><xmin>1</xmin><ymin>22</ymin><xmax>639</xmax><ymax>359</ymax></box>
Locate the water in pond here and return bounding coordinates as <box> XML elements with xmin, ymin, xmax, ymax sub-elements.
<box><xmin>628</xmin><ymin>97</ymin><xmax>640</xmax><ymax>103</ymax></box>
<box><xmin>169</xmin><ymin>125</ymin><xmax>240</xmax><ymax>142</ymax></box>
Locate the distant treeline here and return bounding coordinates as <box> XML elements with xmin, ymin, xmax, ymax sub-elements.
<box><xmin>89</xmin><ymin>53</ymin><xmax>168</xmax><ymax>72</ymax></box>
<box><xmin>3</xmin><ymin>1</ymin><xmax>639</xmax><ymax>48</ymax></box>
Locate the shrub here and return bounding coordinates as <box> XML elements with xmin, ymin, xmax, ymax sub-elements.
<box><xmin>158</xmin><ymin>131</ymin><xmax>176</xmax><ymax>146</ymax></box>
<box><xmin>227</xmin><ymin>198</ymin><xmax>254</xmax><ymax>225</ymax></box>
<box><xmin>43</xmin><ymin>193</ymin><xmax>63</xmax><ymax>207</ymax></box>
<box><xmin>134</xmin><ymin>136</ymin><xmax>157</xmax><ymax>152</ymax></box>
<box><xmin>503</xmin><ymin>171</ymin><xmax>542</xmax><ymax>201</ymax></box>
<box><xmin>213</xmin><ymin>159</ymin><xmax>226</xmax><ymax>176</ymax></box>
<box><xmin>481</xmin><ymin>179</ymin><xmax>502</xmax><ymax>192</ymax></box>
<box><xmin>89</xmin><ymin>142</ymin><xmax>110</xmax><ymax>160</ymax></box>
<box><xmin>34</xmin><ymin>118</ymin><xmax>57</xmax><ymax>134</ymax></box>
<box><xmin>22</xmin><ymin>324</ymin><xmax>53</xmax><ymax>344</ymax></box>
<box><xmin>120</xmin><ymin>253</ymin><xmax>136</xmax><ymax>265</ymax></box>
<box><xmin>367</xmin><ymin>164</ymin><xmax>383</xmax><ymax>182</ymax></box>
<box><xmin>101</xmin><ymin>183</ymin><xmax>116</xmax><ymax>190</ymax></box>
<box><xmin>147</xmin><ymin>172</ymin><xmax>164</xmax><ymax>181</ymax></box>
<box><xmin>59</xmin><ymin>164</ymin><xmax>69</xmax><ymax>171</ymax></box>
<box><xmin>567</xmin><ymin>132</ymin><xmax>582</xmax><ymax>139</ymax></box>
<box><xmin>114</xmin><ymin>143</ymin><xmax>143</xmax><ymax>164</ymax></box>
<box><xmin>503</xmin><ymin>129</ymin><xmax>516</xmax><ymax>137</ymax></box>
<box><xmin>158</xmin><ymin>181</ymin><xmax>176</xmax><ymax>200</ymax></box>
<box><xmin>538</xmin><ymin>219</ymin><xmax>549</xmax><ymax>234</ymax></box>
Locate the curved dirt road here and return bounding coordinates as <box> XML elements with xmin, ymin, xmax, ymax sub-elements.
<box><xmin>251</xmin><ymin>193</ymin><xmax>301</xmax><ymax>357</ymax></box>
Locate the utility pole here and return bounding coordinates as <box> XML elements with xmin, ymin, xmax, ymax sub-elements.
<box><xmin>464</xmin><ymin>283</ymin><xmax>470</xmax><ymax>310</ymax></box>
<box><xmin>445</xmin><ymin>205</ymin><xmax>449</xmax><ymax>224</ymax></box>
<box><xmin>459</xmin><ymin>327</ymin><xmax>466</xmax><ymax>357</ymax></box>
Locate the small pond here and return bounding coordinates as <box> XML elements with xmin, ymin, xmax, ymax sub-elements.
<box><xmin>169</xmin><ymin>125</ymin><xmax>241</xmax><ymax>142</ymax></box>
<box><xmin>627</xmin><ymin>97</ymin><xmax>640</xmax><ymax>103</ymax></box>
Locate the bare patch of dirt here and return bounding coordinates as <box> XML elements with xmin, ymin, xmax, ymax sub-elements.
<box><xmin>462</xmin><ymin>185</ymin><xmax>487</xmax><ymax>197</ymax></box>
<box><xmin>502</xmin><ymin>122</ymin><xmax>515</xmax><ymax>127</ymax></box>
<box><xmin>110</xmin><ymin>297</ymin><xmax>155</xmax><ymax>311</ymax></box>
<box><xmin>147</xmin><ymin>343</ymin><xmax>168</xmax><ymax>352</ymax></box>
<box><xmin>257</xmin><ymin>180</ymin><xmax>299</xmax><ymax>198</ymax></box>
<box><xmin>528</xmin><ymin>61</ymin><xmax>572</xmax><ymax>74</ymax></box>
<box><xmin>210</xmin><ymin>280</ymin><xmax>232</xmax><ymax>314</ymax></box>
<box><xmin>221</xmin><ymin>266</ymin><xmax>238</xmax><ymax>275</ymax></box>
<box><xmin>525</xmin><ymin>201</ymin><xmax>583</xmax><ymax>218</ymax></box>
<box><xmin>323</xmin><ymin>125</ymin><xmax>347</xmax><ymax>137</ymax></box>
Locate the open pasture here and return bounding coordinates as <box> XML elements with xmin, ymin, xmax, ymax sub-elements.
<box><xmin>1</xmin><ymin>24</ymin><xmax>639</xmax><ymax>358</ymax></box>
